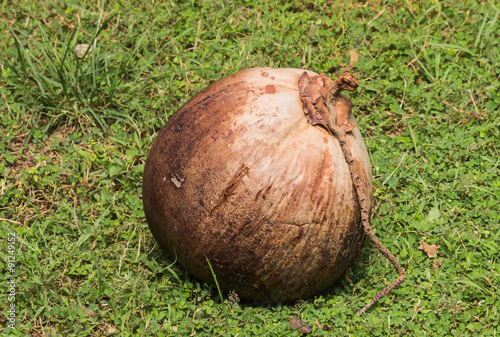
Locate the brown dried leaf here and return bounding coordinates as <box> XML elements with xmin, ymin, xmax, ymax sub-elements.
<box><xmin>315</xmin><ymin>318</ymin><xmax>324</xmax><ymax>330</ymax></box>
<box><xmin>418</xmin><ymin>240</ymin><xmax>440</xmax><ymax>258</ymax></box>
<box><xmin>348</xmin><ymin>48</ymin><xmax>359</xmax><ymax>66</ymax></box>
<box><xmin>289</xmin><ymin>316</ymin><xmax>312</xmax><ymax>334</ymax></box>
<box><xmin>431</xmin><ymin>258</ymin><xmax>443</xmax><ymax>272</ymax></box>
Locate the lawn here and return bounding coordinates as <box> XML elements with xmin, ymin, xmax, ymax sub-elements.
<box><xmin>1</xmin><ymin>0</ymin><xmax>499</xmax><ymax>336</ymax></box>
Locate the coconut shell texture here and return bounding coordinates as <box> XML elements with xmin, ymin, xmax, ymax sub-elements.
<box><xmin>142</xmin><ymin>67</ymin><xmax>373</xmax><ymax>303</ymax></box>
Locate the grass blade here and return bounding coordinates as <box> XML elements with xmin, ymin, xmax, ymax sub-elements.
<box><xmin>206</xmin><ymin>257</ymin><xmax>232</xmax><ymax>335</ymax></box>
<box><xmin>473</xmin><ymin>12</ymin><xmax>489</xmax><ymax>50</ymax></box>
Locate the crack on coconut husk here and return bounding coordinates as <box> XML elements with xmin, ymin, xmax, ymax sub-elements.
<box><xmin>299</xmin><ymin>71</ymin><xmax>405</xmax><ymax>316</ymax></box>
<box><xmin>211</xmin><ymin>164</ymin><xmax>250</xmax><ymax>215</ymax></box>
<box><xmin>238</xmin><ymin>216</ymin><xmax>267</xmax><ymax>236</ymax></box>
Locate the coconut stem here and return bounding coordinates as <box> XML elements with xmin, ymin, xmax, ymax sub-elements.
<box><xmin>327</xmin><ymin>72</ymin><xmax>359</xmax><ymax>99</ymax></box>
<box><xmin>326</xmin><ymin>74</ymin><xmax>405</xmax><ymax>316</ymax></box>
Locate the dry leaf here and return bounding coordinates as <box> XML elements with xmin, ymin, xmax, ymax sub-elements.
<box><xmin>431</xmin><ymin>258</ymin><xmax>443</xmax><ymax>272</ymax></box>
<box><xmin>315</xmin><ymin>318</ymin><xmax>324</xmax><ymax>330</ymax></box>
<box><xmin>348</xmin><ymin>49</ymin><xmax>359</xmax><ymax>66</ymax></box>
<box><xmin>418</xmin><ymin>240</ymin><xmax>440</xmax><ymax>258</ymax></box>
<box><xmin>289</xmin><ymin>316</ymin><xmax>312</xmax><ymax>334</ymax></box>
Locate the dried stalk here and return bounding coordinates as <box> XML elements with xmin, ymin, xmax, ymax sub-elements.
<box><xmin>326</xmin><ymin>74</ymin><xmax>405</xmax><ymax>316</ymax></box>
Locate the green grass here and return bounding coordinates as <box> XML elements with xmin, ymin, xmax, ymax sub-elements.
<box><xmin>1</xmin><ymin>0</ymin><xmax>499</xmax><ymax>335</ymax></box>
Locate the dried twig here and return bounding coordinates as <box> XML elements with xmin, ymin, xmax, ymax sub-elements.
<box><xmin>0</xmin><ymin>218</ymin><xmax>22</xmax><ymax>225</ymax></box>
<box><xmin>299</xmin><ymin>71</ymin><xmax>404</xmax><ymax>315</ymax></box>
<box><xmin>327</xmin><ymin>74</ymin><xmax>405</xmax><ymax>316</ymax></box>
<box><xmin>383</xmin><ymin>151</ymin><xmax>408</xmax><ymax>185</ymax></box>
<box><xmin>442</xmin><ymin>99</ymin><xmax>487</xmax><ymax>124</ymax></box>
